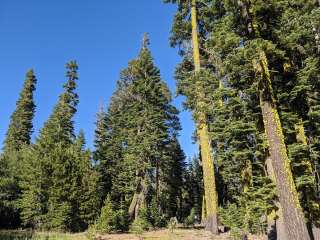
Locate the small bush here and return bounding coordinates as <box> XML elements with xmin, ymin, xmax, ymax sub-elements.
<box><xmin>130</xmin><ymin>217</ymin><xmax>148</xmax><ymax>240</ymax></box>
<box><xmin>229</xmin><ymin>228</ymin><xmax>247</xmax><ymax>240</ymax></box>
<box><xmin>87</xmin><ymin>223</ymin><xmax>97</xmax><ymax>240</ymax></box>
<box><xmin>114</xmin><ymin>207</ymin><xmax>130</xmax><ymax>232</ymax></box>
<box><xmin>148</xmin><ymin>198</ymin><xmax>167</xmax><ymax>228</ymax></box>
<box><xmin>183</xmin><ymin>208</ymin><xmax>195</xmax><ymax>227</ymax></box>
<box><xmin>95</xmin><ymin>195</ymin><xmax>116</xmax><ymax>234</ymax></box>
<box><xmin>168</xmin><ymin>217</ymin><xmax>178</xmax><ymax>233</ymax></box>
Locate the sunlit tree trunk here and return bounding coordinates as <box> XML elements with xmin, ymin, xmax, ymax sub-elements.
<box><xmin>266</xmin><ymin>157</ymin><xmax>287</xmax><ymax>240</ymax></box>
<box><xmin>201</xmin><ymin>194</ymin><xmax>207</xmax><ymax>224</ymax></box>
<box><xmin>191</xmin><ymin>0</ymin><xmax>218</xmax><ymax>234</ymax></box>
<box><xmin>254</xmin><ymin>51</ymin><xmax>310</xmax><ymax>240</ymax></box>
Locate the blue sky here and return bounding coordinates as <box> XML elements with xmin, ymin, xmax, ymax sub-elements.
<box><xmin>0</xmin><ymin>0</ymin><xmax>197</xmax><ymax>158</ymax></box>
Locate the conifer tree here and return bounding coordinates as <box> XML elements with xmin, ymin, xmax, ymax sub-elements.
<box><xmin>214</xmin><ymin>1</ymin><xmax>311</xmax><ymax>239</ymax></box>
<box><xmin>0</xmin><ymin>69</ymin><xmax>37</xmax><ymax>228</ymax></box>
<box><xmin>275</xmin><ymin>2</ymin><xmax>320</xmax><ymax>235</ymax></box>
<box><xmin>75</xmin><ymin>130</ymin><xmax>100</xmax><ymax>229</ymax></box>
<box><xmin>164</xmin><ymin>0</ymin><xmax>219</xmax><ymax>233</ymax></box>
<box><xmin>3</xmin><ymin>70</ymin><xmax>37</xmax><ymax>154</ymax></box>
<box><xmin>19</xmin><ymin>61</ymin><xmax>82</xmax><ymax>231</ymax></box>
<box><xmin>99</xmin><ymin>36</ymin><xmax>185</xmax><ymax>227</ymax></box>
<box><xmin>93</xmin><ymin>105</ymin><xmax>111</xmax><ymax>203</ymax></box>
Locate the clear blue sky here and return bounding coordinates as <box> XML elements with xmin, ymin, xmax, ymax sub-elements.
<box><xmin>0</xmin><ymin>0</ymin><xmax>197</xmax><ymax>158</ymax></box>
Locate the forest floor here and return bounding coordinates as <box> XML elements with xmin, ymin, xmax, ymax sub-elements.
<box><xmin>97</xmin><ymin>229</ymin><xmax>265</xmax><ymax>240</ymax></box>
<box><xmin>0</xmin><ymin>229</ymin><xmax>265</xmax><ymax>240</ymax></box>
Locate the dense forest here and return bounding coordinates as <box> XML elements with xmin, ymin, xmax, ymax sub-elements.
<box><xmin>1</xmin><ymin>1</ymin><xmax>320</xmax><ymax>240</ymax></box>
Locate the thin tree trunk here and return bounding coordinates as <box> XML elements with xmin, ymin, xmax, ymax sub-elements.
<box><xmin>191</xmin><ymin>0</ymin><xmax>219</xmax><ymax>234</ymax></box>
<box><xmin>255</xmin><ymin>51</ymin><xmax>310</xmax><ymax>240</ymax></box>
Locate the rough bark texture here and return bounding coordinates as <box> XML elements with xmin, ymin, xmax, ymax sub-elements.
<box><xmin>266</xmin><ymin>157</ymin><xmax>287</xmax><ymax>240</ymax></box>
<box><xmin>128</xmin><ymin>177</ymin><xmax>147</xmax><ymax>220</ymax></box>
<box><xmin>312</xmin><ymin>226</ymin><xmax>320</xmax><ymax>240</ymax></box>
<box><xmin>201</xmin><ymin>194</ymin><xmax>207</xmax><ymax>225</ymax></box>
<box><xmin>255</xmin><ymin>51</ymin><xmax>310</xmax><ymax>240</ymax></box>
<box><xmin>191</xmin><ymin>0</ymin><xmax>218</xmax><ymax>234</ymax></box>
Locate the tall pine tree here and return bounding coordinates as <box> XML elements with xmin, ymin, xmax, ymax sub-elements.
<box><xmin>0</xmin><ymin>69</ymin><xmax>37</xmax><ymax>228</ymax></box>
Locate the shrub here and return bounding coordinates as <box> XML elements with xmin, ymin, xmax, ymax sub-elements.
<box><xmin>168</xmin><ymin>217</ymin><xmax>178</xmax><ymax>233</ymax></box>
<box><xmin>148</xmin><ymin>199</ymin><xmax>167</xmax><ymax>228</ymax></box>
<box><xmin>95</xmin><ymin>195</ymin><xmax>116</xmax><ymax>234</ymax></box>
<box><xmin>183</xmin><ymin>208</ymin><xmax>195</xmax><ymax>227</ymax></box>
<box><xmin>114</xmin><ymin>206</ymin><xmax>130</xmax><ymax>232</ymax></box>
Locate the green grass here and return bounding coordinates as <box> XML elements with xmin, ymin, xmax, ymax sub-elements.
<box><xmin>0</xmin><ymin>230</ymin><xmax>88</xmax><ymax>240</ymax></box>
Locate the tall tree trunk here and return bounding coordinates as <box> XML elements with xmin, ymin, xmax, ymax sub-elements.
<box><xmin>254</xmin><ymin>51</ymin><xmax>310</xmax><ymax>240</ymax></box>
<box><xmin>191</xmin><ymin>0</ymin><xmax>219</xmax><ymax>234</ymax></box>
<box><xmin>266</xmin><ymin>157</ymin><xmax>287</xmax><ymax>240</ymax></box>
<box><xmin>201</xmin><ymin>194</ymin><xmax>207</xmax><ymax>225</ymax></box>
<box><xmin>294</xmin><ymin>120</ymin><xmax>320</xmax><ymax>240</ymax></box>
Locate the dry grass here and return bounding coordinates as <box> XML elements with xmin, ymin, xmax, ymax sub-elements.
<box><xmin>0</xmin><ymin>230</ymin><xmax>87</xmax><ymax>240</ymax></box>
<box><xmin>97</xmin><ymin>229</ymin><xmax>265</xmax><ymax>240</ymax></box>
<box><xmin>1</xmin><ymin>229</ymin><xmax>266</xmax><ymax>240</ymax></box>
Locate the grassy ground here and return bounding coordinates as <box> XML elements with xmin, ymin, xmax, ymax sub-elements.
<box><xmin>0</xmin><ymin>230</ymin><xmax>87</xmax><ymax>240</ymax></box>
<box><xmin>0</xmin><ymin>229</ymin><xmax>265</xmax><ymax>240</ymax></box>
<box><xmin>96</xmin><ymin>229</ymin><xmax>264</xmax><ymax>240</ymax></box>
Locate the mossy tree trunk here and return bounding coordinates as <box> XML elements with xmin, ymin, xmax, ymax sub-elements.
<box><xmin>254</xmin><ymin>51</ymin><xmax>310</xmax><ymax>240</ymax></box>
<box><xmin>201</xmin><ymin>194</ymin><xmax>207</xmax><ymax>224</ymax></box>
<box><xmin>266</xmin><ymin>157</ymin><xmax>287</xmax><ymax>240</ymax></box>
<box><xmin>191</xmin><ymin>0</ymin><xmax>218</xmax><ymax>234</ymax></box>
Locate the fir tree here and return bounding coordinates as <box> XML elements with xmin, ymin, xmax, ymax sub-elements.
<box><xmin>99</xmin><ymin>35</ymin><xmax>185</xmax><ymax>227</ymax></box>
<box><xmin>75</xmin><ymin>130</ymin><xmax>100</xmax><ymax>229</ymax></box>
<box><xmin>19</xmin><ymin>61</ymin><xmax>82</xmax><ymax>231</ymax></box>
<box><xmin>0</xmin><ymin>69</ymin><xmax>37</xmax><ymax>228</ymax></box>
<box><xmin>164</xmin><ymin>0</ymin><xmax>219</xmax><ymax>233</ymax></box>
<box><xmin>93</xmin><ymin>104</ymin><xmax>110</xmax><ymax>204</ymax></box>
<box><xmin>3</xmin><ymin>70</ymin><xmax>37</xmax><ymax>153</ymax></box>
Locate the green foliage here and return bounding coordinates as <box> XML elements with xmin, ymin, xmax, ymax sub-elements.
<box><xmin>18</xmin><ymin>61</ymin><xmax>99</xmax><ymax>232</ymax></box>
<box><xmin>148</xmin><ymin>198</ymin><xmax>167</xmax><ymax>228</ymax></box>
<box><xmin>96</xmin><ymin>36</ymin><xmax>185</xmax><ymax>231</ymax></box>
<box><xmin>130</xmin><ymin>218</ymin><xmax>150</xmax><ymax>237</ymax></box>
<box><xmin>3</xmin><ymin>69</ymin><xmax>37</xmax><ymax>153</ymax></box>
<box><xmin>183</xmin><ymin>208</ymin><xmax>195</xmax><ymax>227</ymax></box>
<box><xmin>178</xmin><ymin>156</ymin><xmax>203</xmax><ymax>222</ymax></box>
<box><xmin>95</xmin><ymin>195</ymin><xmax>116</xmax><ymax>234</ymax></box>
<box><xmin>219</xmin><ymin>204</ymin><xmax>246</xmax><ymax>232</ymax></box>
<box><xmin>0</xmin><ymin>69</ymin><xmax>37</xmax><ymax>228</ymax></box>
<box><xmin>114</xmin><ymin>203</ymin><xmax>130</xmax><ymax>232</ymax></box>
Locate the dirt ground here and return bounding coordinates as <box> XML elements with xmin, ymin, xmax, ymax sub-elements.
<box><xmin>96</xmin><ymin>229</ymin><xmax>265</xmax><ymax>240</ymax></box>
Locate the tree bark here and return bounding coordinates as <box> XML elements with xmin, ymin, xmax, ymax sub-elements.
<box><xmin>312</xmin><ymin>226</ymin><xmax>320</xmax><ymax>240</ymax></box>
<box><xmin>266</xmin><ymin>157</ymin><xmax>287</xmax><ymax>240</ymax></box>
<box><xmin>255</xmin><ymin>51</ymin><xmax>310</xmax><ymax>240</ymax></box>
<box><xmin>201</xmin><ymin>194</ymin><xmax>207</xmax><ymax>225</ymax></box>
<box><xmin>191</xmin><ymin>0</ymin><xmax>219</xmax><ymax>234</ymax></box>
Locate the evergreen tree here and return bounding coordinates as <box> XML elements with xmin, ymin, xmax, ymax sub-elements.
<box><xmin>0</xmin><ymin>69</ymin><xmax>37</xmax><ymax>228</ymax></box>
<box><xmin>208</xmin><ymin>1</ymin><xmax>311</xmax><ymax>239</ymax></box>
<box><xmin>184</xmin><ymin>156</ymin><xmax>203</xmax><ymax>223</ymax></box>
<box><xmin>99</xmin><ymin>35</ymin><xmax>185</xmax><ymax>228</ymax></box>
<box><xmin>93</xmin><ymin>104</ymin><xmax>110</xmax><ymax>204</ymax></box>
<box><xmin>274</xmin><ymin>1</ymin><xmax>320</xmax><ymax>233</ymax></box>
<box><xmin>75</xmin><ymin>130</ymin><xmax>100</xmax><ymax>229</ymax></box>
<box><xmin>164</xmin><ymin>0</ymin><xmax>317</xmax><ymax>238</ymax></box>
<box><xmin>164</xmin><ymin>0</ymin><xmax>219</xmax><ymax>233</ymax></box>
<box><xmin>18</xmin><ymin>61</ymin><xmax>82</xmax><ymax>231</ymax></box>
<box><xmin>3</xmin><ymin>70</ymin><xmax>37</xmax><ymax>153</ymax></box>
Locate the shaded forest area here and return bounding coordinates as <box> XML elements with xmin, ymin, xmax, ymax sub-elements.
<box><xmin>1</xmin><ymin>1</ymin><xmax>320</xmax><ymax>240</ymax></box>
